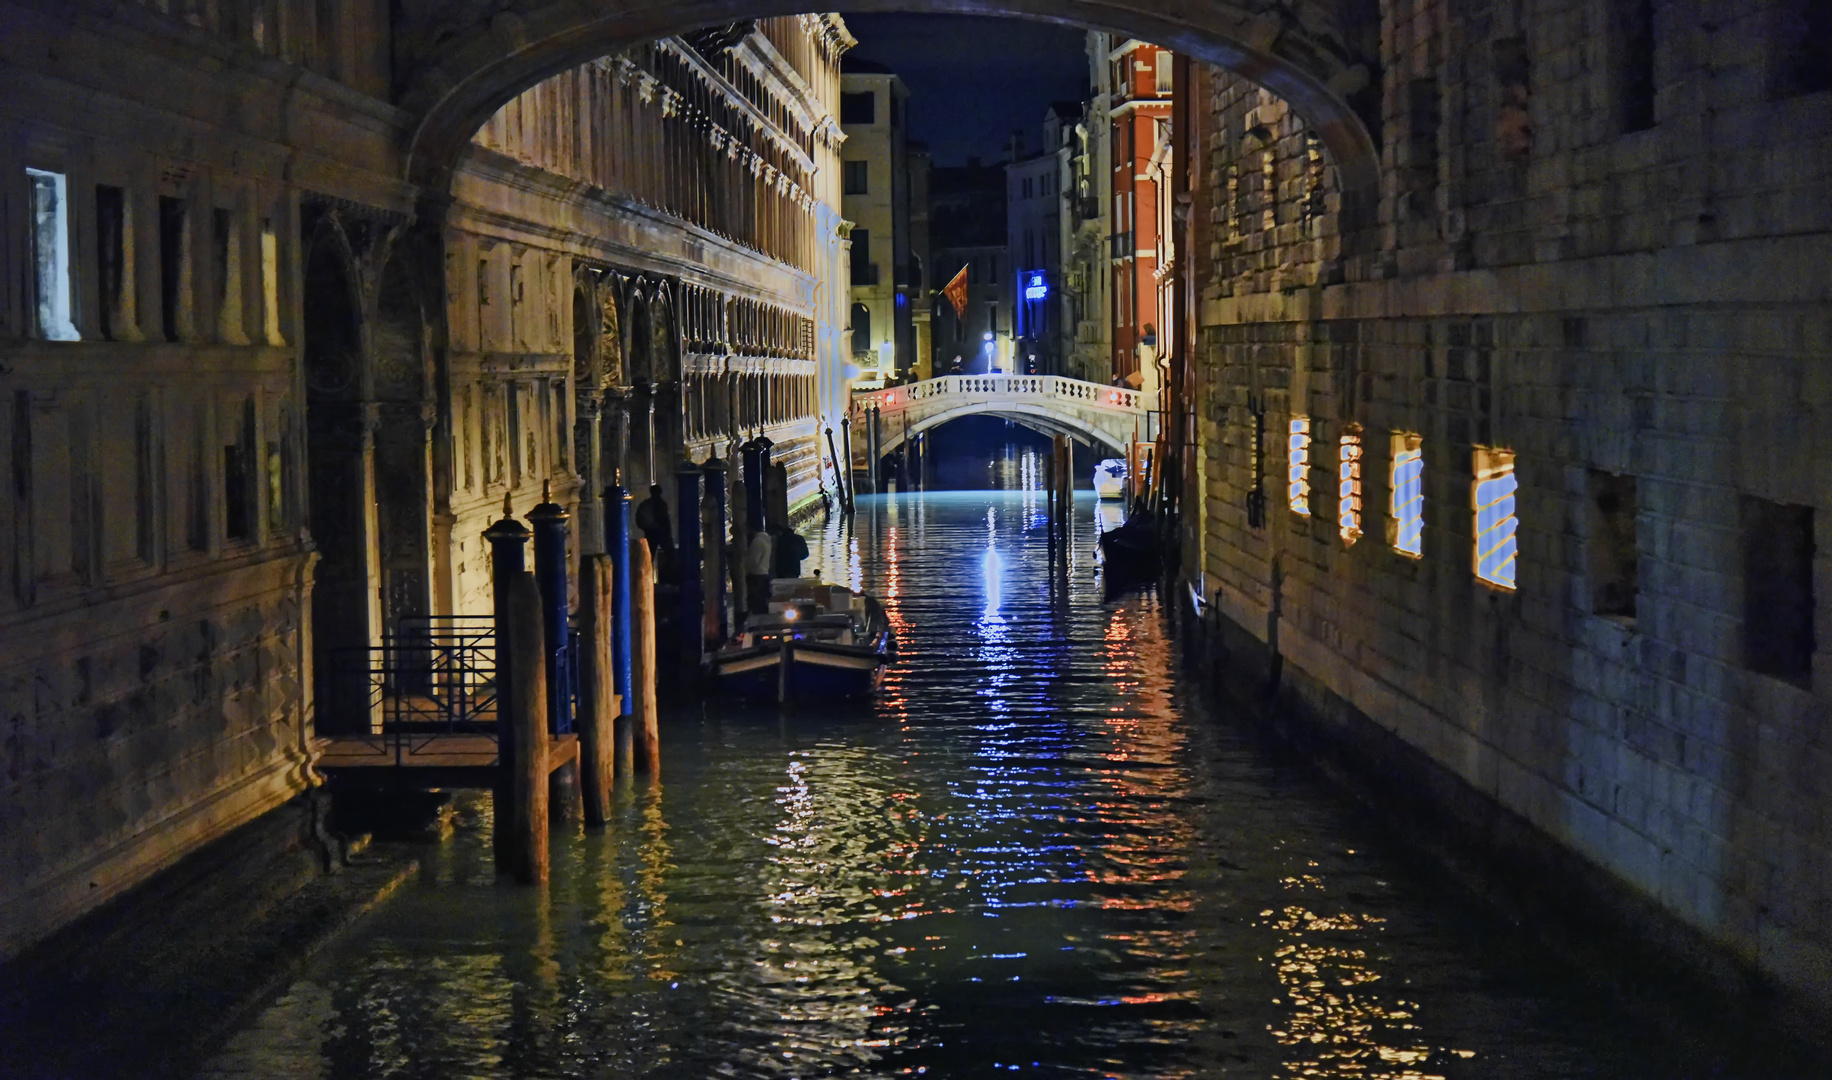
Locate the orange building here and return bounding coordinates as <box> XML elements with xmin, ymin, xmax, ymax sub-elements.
<box><xmin>1105</xmin><ymin>40</ymin><xmax>1173</xmax><ymax>383</ymax></box>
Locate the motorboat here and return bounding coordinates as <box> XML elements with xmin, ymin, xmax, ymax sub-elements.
<box><xmin>712</xmin><ymin>578</ymin><xmax>892</xmax><ymax>703</ymax></box>
<box><xmin>1094</xmin><ymin>458</ymin><xmax>1127</xmax><ymax>500</ymax></box>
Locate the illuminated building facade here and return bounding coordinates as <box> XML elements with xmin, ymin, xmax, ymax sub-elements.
<box><xmin>1100</xmin><ymin>36</ymin><xmax>1173</xmax><ymax>387</ymax></box>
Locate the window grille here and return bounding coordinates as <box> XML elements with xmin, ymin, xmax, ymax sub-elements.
<box><xmin>1339</xmin><ymin>428</ymin><xmax>1362</xmax><ymax>544</ymax></box>
<box><xmin>1390</xmin><ymin>433</ymin><xmax>1423</xmax><ymax>557</ymax></box>
<box><xmin>1473</xmin><ymin>447</ymin><xmax>1518</xmax><ymax>589</ymax></box>
<box><xmin>1288</xmin><ymin>416</ymin><xmax>1311</xmax><ymax>515</ymax></box>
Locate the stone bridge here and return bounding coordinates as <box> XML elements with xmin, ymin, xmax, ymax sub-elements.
<box><xmin>851</xmin><ymin>375</ymin><xmax>1151</xmax><ymax>457</ymax></box>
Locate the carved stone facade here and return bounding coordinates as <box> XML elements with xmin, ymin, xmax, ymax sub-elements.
<box><xmin>446</xmin><ymin>18</ymin><xmax>851</xmax><ymax>617</ymax></box>
<box><xmin>0</xmin><ymin>1</ymin><xmax>853</xmax><ymax>955</ymax></box>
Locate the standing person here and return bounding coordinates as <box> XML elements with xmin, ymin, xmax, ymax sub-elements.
<box><xmin>770</xmin><ymin>522</ymin><xmax>810</xmax><ymax>580</ymax></box>
<box><xmin>745</xmin><ymin>524</ymin><xmax>774</xmax><ymax>616</ymax></box>
<box><xmin>635</xmin><ymin>484</ymin><xmax>676</xmax><ymax>583</ymax></box>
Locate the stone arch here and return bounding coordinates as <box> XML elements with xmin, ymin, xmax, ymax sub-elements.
<box><xmin>371</xmin><ymin>248</ymin><xmax>435</xmax><ymax>639</ymax></box>
<box><xmin>302</xmin><ymin>214</ymin><xmax>365</xmax><ymax>400</ymax></box>
<box><xmin>626</xmin><ymin>288</ymin><xmax>654</xmax><ymax>387</ymax></box>
<box><xmin>649</xmin><ymin>282</ymin><xmax>679</xmax><ymax>384</ymax></box>
<box><xmin>572</xmin><ymin>274</ymin><xmax>600</xmax><ymax>390</ymax></box>
<box><xmin>396</xmin><ymin>1</ymin><xmax>1382</xmax><ymax>217</ymax></box>
<box><xmin>880</xmin><ymin>402</ymin><xmax>1129</xmax><ymax>457</ymax></box>
<box><xmin>598</xmin><ymin>272</ymin><xmax>634</xmax><ymax>387</ymax></box>
<box><xmin>300</xmin><ymin>210</ymin><xmax>376</xmax><ymax>735</ymax></box>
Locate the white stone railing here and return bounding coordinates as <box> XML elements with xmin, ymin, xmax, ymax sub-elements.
<box><xmin>852</xmin><ymin>374</ymin><xmax>1146</xmax><ymax>418</ymax></box>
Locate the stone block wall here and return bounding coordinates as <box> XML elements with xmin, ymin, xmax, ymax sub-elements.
<box><xmin>1188</xmin><ymin>0</ymin><xmax>1832</xmax><ymax>1011</ymax></box>
<box><xmin>0</xmin><ymin>0</ymin><xmax>410</xmax><ymax>953</ymax></box>
<box><xmin>0</xmin><ymin>561</ymin><xmax>313</xmax><ymax>953</ymax></box>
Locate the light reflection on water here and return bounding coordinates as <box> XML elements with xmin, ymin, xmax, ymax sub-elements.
<box><xmin>201</xmin><ymin>489</ymin><xmax>1744</xmax><ymax>1080</ymax></box>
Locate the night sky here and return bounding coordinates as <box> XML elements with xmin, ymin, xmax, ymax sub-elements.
<box><xmin>839</xmin><ymin>14</ymin><xmax>1091</xmax><ymax>166</ymax></box>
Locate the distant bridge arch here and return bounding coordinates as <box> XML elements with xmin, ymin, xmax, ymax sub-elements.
<box><xmin>852</xmin><ymin>375</ymin><xmax>1152</xmax><ymax>458</ymax></box>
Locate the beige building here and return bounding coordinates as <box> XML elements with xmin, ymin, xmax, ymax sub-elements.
<box><xmin>908</xmin><ymin>145</ymin><xmax>934</xmax><ymax>382</ymax></box>
<box><xmin>839</xmin><ymin>62</ymin><xmax>913</xmax><ymax>387</ymax></box>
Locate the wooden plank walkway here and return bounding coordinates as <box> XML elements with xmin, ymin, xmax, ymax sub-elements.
<box><xmin>318</xmin><ymin>733</ymin><xmax>579</xmax><ymax>789</ymax></box>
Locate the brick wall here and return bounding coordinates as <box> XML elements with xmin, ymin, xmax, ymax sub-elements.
<box><xmin>1189</xmin><ymin>0</ymin><xmax>1832</xmax><ymax>1011</ymax></box>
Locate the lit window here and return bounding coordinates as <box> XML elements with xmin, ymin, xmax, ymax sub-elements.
<box><xmin>1155</xmin><ymin>52</ymin><xmax>1174</xmax><ymax>94</ymax></box>
<box><xmin>26</xmin><ymin>168</ymin><xmax>79</xmax><ymax>341</ymax></box>
<box><xmin>1473</xmin><ymin>447</ymin><xmax>1518</xmax><ymax>589</ymax></box>
<box><xmin>1389</xmin><ymin>433</ymin><xmax>1423</xmax><ymax>557</ymax></box>
<box><xmin>1338</xmin><ymin>427</ymin><xmax>1362</xmax><ymax>544</ymax></box>
<box><xmin>261</xmin><ymin>220</ymin><xmax>283</xmax><ymax>345</ymax></box>
<box><xmin>1288</xmin><ymin>416</ymin><xmax>1311</xmax><ymax>515</ymax></box>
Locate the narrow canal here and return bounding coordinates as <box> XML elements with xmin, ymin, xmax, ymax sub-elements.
<box><xmin>201</xmin><ymin>465</ymin><xmax>1780</xmax><ymax>1079</ymax></box>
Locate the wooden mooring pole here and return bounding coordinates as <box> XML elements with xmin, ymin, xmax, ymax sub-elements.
<box><xmin>578</xmin><ymin>554</ymin><xmax>618</xmax><ymax>826</ymax></box>
<box><xmin>1045</xmin><ymin>439</ymin><xmax>1058</xmax><ymax>566</ymax></box>
<box><xmin>631</xmin><ymin>537</ymin><xmax>661</xmax><ymax>774</ymax></box>
<box><xmin>504</xmin><ymin>571</ymin><xmax>550</xmax><ymax>885</ymax></box>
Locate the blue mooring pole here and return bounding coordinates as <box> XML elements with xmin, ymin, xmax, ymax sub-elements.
<box><xmin>756</xmin><ymin>435</ymin><xmax>775</xmax><ymax>525</ymax></box>
<box><xmin>676</xmin><ymin>460</ymin><xmax>703</xmax><ymax>669</ymax></box>
<box><xmin>605</xmin><ymin>481</ymin><xmax>633</xmax><ymax>717</ymax></box>
<box><xmin>701</xmin><ymin>455</ymin><xmax>730</xmax><ymax>643</ymax></box>
<box><xmin>528</xmin><ymin>481</ymin><xmax>572</xmax><ymax>736</ymax></box>
<box><xmin>741</xmin><ymin>437</ymin><xmax>764</xmax><ymax>534</ymax></box>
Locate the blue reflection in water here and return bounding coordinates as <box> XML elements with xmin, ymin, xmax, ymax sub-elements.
<box><xmin>197</xmin><ymin>489</ymin><xmax>1762</xmax><ymax>1080</ymax></box>
<box><xmin>981</xmin><ymin>545</ymin><xmax>1002</xmax><ymax>619</ymax></box>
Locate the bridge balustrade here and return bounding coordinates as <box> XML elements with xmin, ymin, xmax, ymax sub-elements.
<box><xmin>855</xmin><ymin>375</ymin><xmax>1144</xmax><ymax>418</ymax></box>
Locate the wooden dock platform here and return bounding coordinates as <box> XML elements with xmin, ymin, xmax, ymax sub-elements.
<box><xmin>317</xmin><ymin>733</ymin><xmax>579</xmax><ymax>789</ymax></box>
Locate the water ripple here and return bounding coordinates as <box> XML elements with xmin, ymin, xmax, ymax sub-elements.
<box><xmin>198</xmin><ymin>487</ymin><xmax>1749</xmax><ymax>1080</ymax></box>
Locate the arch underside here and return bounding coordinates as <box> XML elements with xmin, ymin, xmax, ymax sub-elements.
<box><xmin>879</xmin><ymin>402</ymin><xmax>1130</xmax><ymax>456</ymax></box>
<box><xmin>399</xmin><ymin>0</ymin><xmax>1381</xmax><ymax>202</ymax></box>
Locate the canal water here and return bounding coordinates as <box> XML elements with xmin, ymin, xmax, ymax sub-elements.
<box><xmin>201</xmin><ymin>471</ymin><xmax>1784</xmax><ymax>1079</ymax></box>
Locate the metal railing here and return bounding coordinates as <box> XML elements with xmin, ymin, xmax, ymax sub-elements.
<box><xmin>329</xmin><ymin>616</ymin><xmax>501</xmax><ymax>764</ymax></box>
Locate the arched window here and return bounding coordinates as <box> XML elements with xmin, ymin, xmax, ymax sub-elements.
<box><xmin>850</xmin><ymin>302</ymin><xmax>871</xmax><ymax>357</ymax></box>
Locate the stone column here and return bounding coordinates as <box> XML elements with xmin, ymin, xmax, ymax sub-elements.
<box><xmin>701</xmin><ymin>455</ymin><xmax>729</xmax><ymax>642</ymax></box>
<box><xmin>676</xmin><ymin>460</ymin><xmax>703</xmax><ymax>667</ymax></box>
<box><xmin>575</xmin><ymin>394</ymin><xmax>605</xmax><ymax>558</ymax></box>
<box><xmin>306</xmin><ymin>402</ymin><xmax>385</xmax><ymax>736</ymax></box>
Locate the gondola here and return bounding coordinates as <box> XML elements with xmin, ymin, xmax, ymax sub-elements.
<box><xmin>1098</xmin><ymin>507</ymin><xmax>1162</xmax><ymax>591</ymax></box>
<box><xmin>712</xmin><ymin>578</ymin><xmax>892</xmax><ymax>703</ymax></box>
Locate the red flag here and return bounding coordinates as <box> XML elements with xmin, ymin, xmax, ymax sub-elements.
<box><xmin>942</xmin><ymin>264</ymin><xmax>970</xmax><ymax>318</ymax></box>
